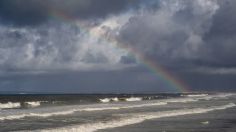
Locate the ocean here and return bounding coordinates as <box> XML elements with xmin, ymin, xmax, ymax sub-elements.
<box><xmin>0</xmin><ymin>93</ymin><xmax>235</xmax><ymax>132</ymax></box>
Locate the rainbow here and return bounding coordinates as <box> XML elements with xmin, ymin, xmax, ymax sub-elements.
<box><xmin>48</xmin><ymin>9</ymin><xmax>190</xmax><ymax>93</ymax></box>
<box><xmin>118</xmin><ymin>43</ymin><xmax>190</xmax><ymax>93</ymax></box>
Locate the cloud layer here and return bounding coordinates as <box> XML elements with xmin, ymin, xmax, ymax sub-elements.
<box><xmin>0</xmin><ymin>0</ymin><xmax>144</xmax><ymax>25</ymax></box>
<box><xmin>0</xmin><ymin>0</ymin><xmax>236</xmax><ymax>92</ymax></box>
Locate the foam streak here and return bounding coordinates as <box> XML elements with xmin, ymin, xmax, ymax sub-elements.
<box><xmin>42</xmin><ymin>103</ymin><xmax>236</xmax><ymax>132</ymax></box>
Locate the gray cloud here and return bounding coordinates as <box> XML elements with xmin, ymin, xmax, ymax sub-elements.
<box><xmin>117</xmin><ymin>0</ymin><xmax>219</xmax><ymax>68</ymax></box>
<box><xmin>201</xmin><ymin>0</ymin><xmax>236</xmax><ymax>68</ymax></box>
<box><xmin>0</xmin><ymin>0</ymin><xmax>49</xmax><ymax>25</ymax></box>
<box><xmin>1</xmin><ymin>0</ymin><xmax>235</xmax><ymax>71</ymax></box>
<box><xmin>1</xmin><ymin>0</ymin><xmax>236</xmax><ymax>73</ymax></box>
<box><xmin>114</xmin><ymin>0</ymin><xmax>236</xmax><ymax>72</ymax></box>
<box><xmin>0</xmin><ymin>0</ymin><xmax>144</xmax><ymax>26</ymax></box>
<box><xmin>0</xmin><ymin>20</ymin><xmax>133</xmax><ymax>72</ymax></box>
<box><xmin>0</xmin><ymin>0</ymin><xmax>236</xmax><ymax>92</ymax></box>
<box><xmin>119</xmin><ymin>55</ymin><xmax>137</xmax><ymax>64</ymax></box>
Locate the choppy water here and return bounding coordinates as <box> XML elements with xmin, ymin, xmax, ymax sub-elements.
<box><xmin>0</xmin><ymin>93</ymin><xmax>235</xmax><ymax>132</ymax></box>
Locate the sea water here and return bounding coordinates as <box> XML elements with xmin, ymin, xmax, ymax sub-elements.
<box><xmin>0</xmin><ymin>93</ymin><xmax>235</xmax><ymax>132</ymax></box>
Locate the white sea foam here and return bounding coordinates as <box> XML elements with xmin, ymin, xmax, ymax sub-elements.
<box><xmin>100</xmin><ymin>97</ymin><xmax>142</xmax><ymax>103</ymax></box>
<box><xmin>0</xmin><ymin>102</ymin><xmax>167</xmax><ymax>121</ymax></box>
<box><xmin>1</xmin><ymin>93</ymin><xmax>234</xmax><ymax>121</ymax></box>
<box><xmin>82</xmin><ymin>102</ymin><xmax>167</xmax><ymax>111</ymax></box>
<box><xmin>0</xmin><ymin>102</ymin><xmax>21</xmax><ymax>109</ymax></box>
<box><xmin>196</xmin><ymin>93</ymin><xmax>235</xmax><ymax>101</ymax></box>
<box><xmin>125</xmin><ymin>97</ymin><xmax>142</xmax><ymax>102</ymax></box>
<box><xmin>41</xmin><ymin>103</ymin><xmax>236</xmax><ymax>132</ymax></box>
<box><xmin>0</xmin><ymin>110</ymin><xmax>76</xmax><ymax>121</ymax></box>
<box><xmin>99</xmin><ymin>98</ymin><xmax>110</xmax><ymax>103</ymax></box>
<box><xmin>165</xmin><ymin>98</ymin><xmax>198</xmax><ymax>103</ymax></box>
<box><xmin>212</xmin><ymin>93</ymin><xmax>235</xmax><ymax>98</ymax></box>
<box><xmin>179</xmin><ymin>93</ymin><xmax>235</xmax><ymax>102</ymax></box>
<box><xmin>185</xmin><ymin>94</ymin><xmax>209</xmax><ymax>97</ymax></box>
<box><xmin>99</xmin><ymin>97</ymin><xmax>119</xmax><ymax>103</ymax></box>
<box><xmin>111</xmin><ymin>97</ymin><xmax>119</xmax><ymax>102</ymax></box>
<box><xmin>100</xmin><ymin>93</ymin><xmax>231</xmax><ymax>104</ymax></box>
<box><xmin>0</xmin><ymin>94</ymin><xmax>214</xmax><ymax>121</ymax></box>
<box><xmin>25</xmin><ymin>101</ymin><xmax>41</xmax><ymax>107</ymax></box>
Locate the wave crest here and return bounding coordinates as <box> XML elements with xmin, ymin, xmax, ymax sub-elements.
<box><xmin>42</xmin><ymin>103</ymin><xmax>236</xmax><ymax>132</ymax></box>
<box><xmin>0</xmin><ymin>102</ymin><xmax>20</xmax><ymax>109</ymax></box>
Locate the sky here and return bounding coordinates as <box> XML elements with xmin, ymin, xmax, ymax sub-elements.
<box><xmin>0</xmin><ymin>0</ymin><xmax>235</xmax><ymax>93</ymax></box>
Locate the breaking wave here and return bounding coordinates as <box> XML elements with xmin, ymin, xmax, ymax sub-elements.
<box><xmin>184</xmin><ymin>94</ymin><xmax>209</xmax><ymax>97</ymax></box>
<box><xmin>0</xmin><ymin>93</ymin><xmax>234</xmax><ymax>121</ymax></box>
<box><xmin>42</xmin><ymin>103</ymin><xmax>236</xmax><ymax>132</ymax></box>
<box><xmin>99</xmin><ymin>97</ymin><xmax>119</xmax><ymax>103</ymax></box>
<box><xmin>24</xmin><ymin>101</ymin><xmax>41</xmax><ymax>107</ymax></box>
<box><xmin>0</xmin><ymin>102</ymin><xmax>167</xmax><ymax>121</ymax></box>
<box><xmin>98</xmin><ymin>93</ymin><xmax>234</xmax><ymax>104</ymax></box>
<box><xmin>125</xmin><ymin>97</ymin><xmax>142</xmax><ymax>102</ymax></box>
<box><xmin>99</xmin><ymin>97</ymin><xmax>142</xmax><ymax>103</ymax></box>
<box><xmin>0</xmin><ymin>102</ymin><xmax>20</xmax><ymax>109</ymax></box>
<box><xmin>0</xmin><ymin>101</ymin><xmax>42</xmax><ymax>110</ymax></box>
<box><xmin>196</xmin><ymin>93</ymin><xmax>235</xmax><ymax>101</ymax></box>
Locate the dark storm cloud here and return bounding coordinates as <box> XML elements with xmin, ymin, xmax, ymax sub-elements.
<box><xmin>0</xmin><ymin>0</ymin><xmax>144</xmax><ymax>26</ymax></box>
<box><xmin>0</xmin><ymin>68</ymin><xmax>180</xmax><ymax>93</ymax></box>
<box><xmin>117</xmin><ymin>0</ymin><xmax>236</xmax><ymax>72</ymax></box>
<box><xmin>1</xmin><ymin>0</ymin><xmax>235</xmax><ymax>72</ymax></box>
<box><xmin>0</xmin><ymin>0</ymin><xmax>236</xmax><ymax>93</ymax></box>
<box><xmin>0</xmin><ymin>0</ymin><xmax>49</xmax><ymax>25</ymax></box>
<box><xmin>200</xmin><ymin>0</ymin><xmax>236</xmax><ymax>68</ymax></box>
<box><xmin>117</xmin><ymin>0</ymin><xmax>217</xmax><ymax>68</ymax></box>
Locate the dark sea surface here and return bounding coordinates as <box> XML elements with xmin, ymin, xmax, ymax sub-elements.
<box><xmin>0</xmin><ymin>93</ymin><xmax>235</xmax><ymax>132</ymax></box>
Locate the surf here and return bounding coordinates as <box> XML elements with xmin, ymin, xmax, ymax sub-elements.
<box><xmin>42</xmin><ymin>103</ymin><xmax>236</xmax><ymax>132</ymax></box>
<box><xmin>0</xmin><ymin>102</ymin><xmax>20</xmax><ymax>109</ymax></box>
